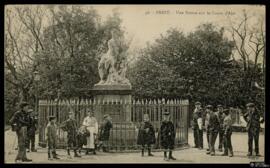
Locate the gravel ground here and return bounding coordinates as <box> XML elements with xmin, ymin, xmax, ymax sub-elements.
<box><xmin>4</xmin><ymin>128</ymin><xmax>264</xmax><ymax>164</ymax></box>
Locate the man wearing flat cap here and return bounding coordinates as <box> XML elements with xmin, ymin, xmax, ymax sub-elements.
<box><xmin>206</xmin><ymin>105</ymin><xmax>220</xmax><ymax>156</ymax></box>
<box><xmin>215</xmin><ymin>105</ymin><xmax>225</xmax><ymax>152</ymax></box>
<box><xmin>160</xmin><ymin>109</ymin><xmax>176</xmax><ymax>161</ymax></box>
<box><xmin>9</xmin><ymin>102</ymin><xmax>32</xmax><ymax>162</ymax></box>
<box><xmin>60</xmin><ymin>111</ymin><xmax>80</xmax><ymax>158</ymax></box>
<box><xmin>244</xmin><ymin>103</ymin><xmax>264</xmax><ymax>156</ymax></box>
<box><xmin>192</xmin><ymin>101</ymin><xmax>204</xmax><ymax>149</ymax></box>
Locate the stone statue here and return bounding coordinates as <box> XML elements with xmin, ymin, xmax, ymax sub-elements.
<box><xmin>96</xmin><ymin>29</ymin><xmax>131</xmax><ymax>86</ymax></box>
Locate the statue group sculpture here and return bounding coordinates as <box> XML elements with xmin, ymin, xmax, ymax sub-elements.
<box><xmin>96</xmin><ymin>29</ymin><xmax>131</xmax><ymax>86</ymax></box>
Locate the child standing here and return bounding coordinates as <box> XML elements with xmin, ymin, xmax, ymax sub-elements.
<box><xmin>137</xmin><ymin>113</ymin><xmax>156</xmax><ymax>156</ymax></box>
<box><xmin>160</xmin><ymin>110</ymin><xmax>176</xmax><ymax>161</ymax></box>
<box><xmin>46</xmin><ymin>116</ymin><xmax>60</xmax><ymax>160</ymax></box>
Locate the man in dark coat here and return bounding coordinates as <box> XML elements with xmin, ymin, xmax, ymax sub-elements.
<box><xmin>137</xmin><ymin>113</ymin><xmax>155</xmax><ymax>156</ymax></box>
<box><xmin>192</xmin><ymin>101</ymin><xmax>203</xmax><ymax>149</ymax></box>
<box><xmin>160</xmin><ymin>110</ymin><xmax>176</xmax><ymax>161</ymax></box>
<box><xmin>222</xmin><ymin>109</ymin><xmax>233</xmax><ymax>157</ymax></box>
<box><xmin>244</xmin><ymin>103</ymin><xmax>264</xmax><ymax>156</ymax></box>
<box><xmin>60</xmin><ymin>111</ymin><xmax>80</xmax><ymax>158</ymax></box>
<box><xmin>9</xmin><ymin>102</ymin><xmax>32</xmax><ymax>163</ymax></box>
<box><xmin>98</xmin><ymin>114</ymin><xmax>113</xmax><ymax>152</ymax></box>
<box><xmin>26</xmin><ymin>109</ymin><xmax>38</xmax><ymax>152</ymax></box>
<box><xmin>206</xmin><ymin>105</ymin><xmax>220</xmax><ymax>156</ymax></box>
<box><xmin>216</xmin><ymin>105</ymin><xmax>225</xmax><ymax>152</ymax></box>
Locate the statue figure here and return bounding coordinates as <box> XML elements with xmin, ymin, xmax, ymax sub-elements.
<box><xmin>96</xmin><ymin>29</ymin><xmax>131</xmax><ymax>86</ymax></box>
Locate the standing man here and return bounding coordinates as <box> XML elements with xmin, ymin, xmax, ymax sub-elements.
<box><xmin>244</xmin><ymin>103</ymin><xmax>264</xmax><ymax>156</ymax></box>
<box><xmin>46</xmin><ymin>116</ymin><xmax>60</xmax><ymax>160</ymax></box>
<box><xmin>206</xmin><ymin>105</ymin><xmax>220</xmax><ymax>156</ymax></box>
<box><xmin>98</xmin><ymin>114</ymin><xmax>113</xmax><ymax>152</ymax></box>
<box><xmin>137</xmin><ymin>113</ymin><xmax>156</xmax><ymax>157</ymax></box>
<box><xmin>26</xmin><ymin>109</ymin><xmax>38</xmax><ymax>152</ymax></box>
<box><xmin>60</xmin><ymin>111</ymin><xmax>81</xmax><ymax>158</ymax></box>
<box><xmin>9</xmin><ymin>102</ymin><xmax>32</xmax><ymax>163</ymax></box>
<box><xmin>160</xmin><ymin>110</ymin><xmax>176</xmax><ymax>161</ymax></box>
<box><xmin>222</xmin><ymin>109</ymin><xmax>233</xmax><ymax>157</ymax></box>
<box><xmin>83</xmin><ymin>109</ymin><xmax>99</xmax><ymax>155</ymax></box>
<box><xmin>204</xmin><ymin>107</ymin><xmax>211</xmax><ymax>152</ymax></box>
<box><xmin>192</xmin><ymin>101</ymin><xmax>203</xmax><ymax>149</ymax></box>
<box><xmin>216</xmin><ymin>105</ymin><xmax>225</xmax><ymax>152</ymax></box>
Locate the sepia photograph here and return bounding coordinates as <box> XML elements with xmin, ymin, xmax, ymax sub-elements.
<box><xmin>4</xmin><ymin>4</ymin><xmax>266</xmax><ymax>164</ymax></box>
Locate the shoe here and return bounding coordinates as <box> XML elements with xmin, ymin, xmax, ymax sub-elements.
<box><xmin>210</xmin><ymin>152</ymin><xmax>215</xmax><ymax>156</ymax></box>
<box><xmin>31</xmin><ymin>149</ymin><xmax>37</xmax><ymax>152</ymax></box>
<box><xmin>206</xmin><ymin>151</ymin><xmax>211</xmax><ymax>155</ymax></box>
<box><xmin>192</xmin><ymin>146</ymin><xmax>198</xmax><ymax>148</ymax></box>
<box><xmin>93</xmin><ymin>151</ymin><xmax>96</xmax><ymax>155</ymax></box>
<box><xmin>247</xmin><ymin>152</ymin><xmax>252</xmax><ymax>156</ymax></box>
<box><xmin>229</xmin><ymin>153</ymin><xmax>233</xmax><ymax>157</ymax></box>
<box><xmin>74</xmin><ymin>154</ymin><xmax>81</xmax><ymax>158</ymax></box>
<box><xmin>15</xmin><ymin>159</ymin><xmax>22</xmax><ymax>163</ymax></box>
<box><xmin>27</xmin><ymin>149</ymin><xmax>30</xmax><ymax>152</ymax></box>
<box><xmin>221</xmin><ymin>153</ymin><xmax>228</xmax><ymax>156</ymax></box>
<box><xmin>22</xmin><ymin>158</ymin><xmax>32</xmax><ymax>162</ymax></box>
<box><xmin>164</xmin><ymin>157</ymin><xmax>169</xmax><ymax>161</ymax></box>
<box><xmin>148</xmin><ymin>153</ymin><xmax>154</xmax><ymax>156</ymax></box>
<box><xmin>206</xmin><ymin>149</ymin><xmax>210</xmax><ymax>151</ymax></box>
<box><xmin>256</xmin><ymin>153</ymin><xmax>261</xmax><ymax>157</ymax></box>
<box><xmin>169</xmin><ymin>156</ymin><xmax>176</xmax><ymax>160</ymax></box>
<box><xmin>219</xmin><ymin>148</ymin><xmax>223</xmax><ymax>152</ymax></box>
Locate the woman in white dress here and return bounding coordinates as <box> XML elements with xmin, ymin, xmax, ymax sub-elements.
<box><xmin>82</xmin><ymin>110</ymin><xmax>99</xmax><ymax>155</ymax></box>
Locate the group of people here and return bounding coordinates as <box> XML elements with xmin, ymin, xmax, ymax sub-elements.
<box><xmin>46</xmin><ymin>109</ymin><xmax>113</xmax><ymax>160</ymax></box>
<box><xmin>9</xmin><ymin>100</ymin><xmax>264</xmax><ymax>163</ymax></box>
<box><xmin>192</xmin><ymin>101</ymin><xmax>264</xmax><ymax>157</ymax></box>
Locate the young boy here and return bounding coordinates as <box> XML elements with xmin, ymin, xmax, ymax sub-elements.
<box><xmin>137</xmin><ymin>113</ymin><xmax>155</xmax><ymax>156</ymax></box>
<box><xmin>60</xmin><ymin>111</ymin><xmax>80</xmax><ymax>158</ymax></box>
<box><xmin>160</xmin><ymin>110</ymin><xmax>176</xmax><ymax>161</ymax></box>
<box><xmin>46</xmin><ymin>116</ymin><xmax>60</xmax><ymax>160</ymax></box>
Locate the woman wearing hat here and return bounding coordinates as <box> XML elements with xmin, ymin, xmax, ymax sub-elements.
<box><xmin>160</xmin><ymin>110</ymin><xmax>176</xmax><ymax>161</ymax></box>
<box><xmin>137</xmin><ymin>113</ymin><xmax>156</xmax><ymax>157</ymax></box>
<box><xmin>82</xmin><ymin>109</ymin><xmax>99</xmax><ymax>155</ymax></box>
<box><xmin>98</xmin><ymin>114</ymin><xmax>113</xmax><ymax>152</ymax></box>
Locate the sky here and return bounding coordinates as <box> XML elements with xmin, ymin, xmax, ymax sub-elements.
<box><xmin>89</xmin><ymin>5</ymin><xmax>265</xmax><ymax>50</ymax></box>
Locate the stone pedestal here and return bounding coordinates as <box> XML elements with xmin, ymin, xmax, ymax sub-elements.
<box><xmin>92</xmin><ymin>84</ymin><xmax>132</xmax><ymax>123</ymax></box>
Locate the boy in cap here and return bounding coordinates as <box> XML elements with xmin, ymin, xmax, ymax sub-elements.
<box><xmin>9</xmin><ymin>102</ymin><xmax>32</xmax><ymax>163</ymax></box>
<box><xmin>98</xmin><ymin>114</ymin><xmax>113</xmax><ymax>152</ymax></box>
<box><xmin>160</xmin><ymin>110</ymin><xmax>176</xmax><ymax>161</ymax></box>
<box><xmin>222</xmin><ymin>109</ymin><xmax>233</xmax><ymax>157</ymax></box>
<box><xmin>244</xmin><ymin>103</ymin><xmax>264</xmax><ymax>156</ymax></box>
<box><xmin>206</xmin><ymin>105</ymin><xmax>220</xmax><ymax>156</ymax></box>
<box><xmin>216</xmin><ymin>105</ymin><xmax>225</xmax><ymax>152</ymax></box>
<box><xmin>46</xmin><ymin>116</ymin><xmax>60</xmax><ymax>160</ymax></box>
<box><xmin>137</xmin><ymin>113</ymin><xmax>156</xmax><ymax>156</ymax></box>
<box><xmin>192</xmin><ymin>101</ymin><xmax>203</xmax><ymax>149</ymax></box>
<box><xmin>60</xmin><ymin>111</ymin><xmax>80</xmax><ymax>158</ymax></box>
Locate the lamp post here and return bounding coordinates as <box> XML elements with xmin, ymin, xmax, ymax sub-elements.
<box><xmin>34</xmin><ymin>71</ymin><xmax>40</xmax><ymax>113</ymax></box>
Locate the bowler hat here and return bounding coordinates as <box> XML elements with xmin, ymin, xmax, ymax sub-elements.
<box><xmin>68</xmin><ymin>111</ymin><xmax>74</xmax><ymax>115</ymax></box>
<box><xmin>19</xmin><ymin>102</ymin><xmax>29</xmax><ymax>108</ymax></box>
<box><xmin>195</xmin><ymin>101</ymin><xmax>201</xmax><ymax>105</ymax></box>
<box><xmin>246</xmin><ymin>103</ymin><xmax>255</xmax><ymax>108</ymax></box>
<box><xmin>48</xmin><ymin>116</ymin><xmax>56</xmax><ymax>121</ymax></box>
<box><xmin>217</xmin><ymin>105</ymin><xmax>223</xmax><ymax>108</ymax></box>
<box><xmin>103</xmin><ymin>114</ymin><xmax>109</xmax><ymax>119</ymax></box>
<box><xmin>206</xmin><ymin>105</ymin><xmax>213</xmax><ymax>109</ymax></box>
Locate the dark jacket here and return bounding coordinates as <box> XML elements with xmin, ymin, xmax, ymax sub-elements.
<box><xmin>137</xmin><ymin>121</ymin><xmax>156</xmax><ymax>145</ymax></box>
<box><xmin>160</xmin><ymin>121</ymin><xmax>175</xmax><ymax>147</ymax></box>
<box><xmin>208</xmin><ymin>112</ymin><xmax>220</xmax><ymax>133</ymax></box>
<box><xmin>9</xmin><ymin>110</ymin><xmax>31</xmax><ymax>131</ymax></box>
<box><xmin>60</xmin><ymin>118</ymin><xmax>78</xmax><ymax>142</ymax></box>
<box><xmin>243</xmin><ymin>110</ymin><xmax>263</xmax><ymax>131</ymax></box>
<box><xmin>77</xmin><ymin>127</ymin><xmax>90</xmax><ymax>147</ymax></box>
<box><xmin>99</xmin><ymin>119</ymin><xmax>113</xmax><ymax>141</ymax></box>
<box><xmin>27</xmin><ymin>114</ymin><xmax>38</xmax><ymax>136</ymax></box>
<box><xmin>192</xmin><ymin>108</ymin><xmax>203</xmax><ymax>129</ymax></box>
